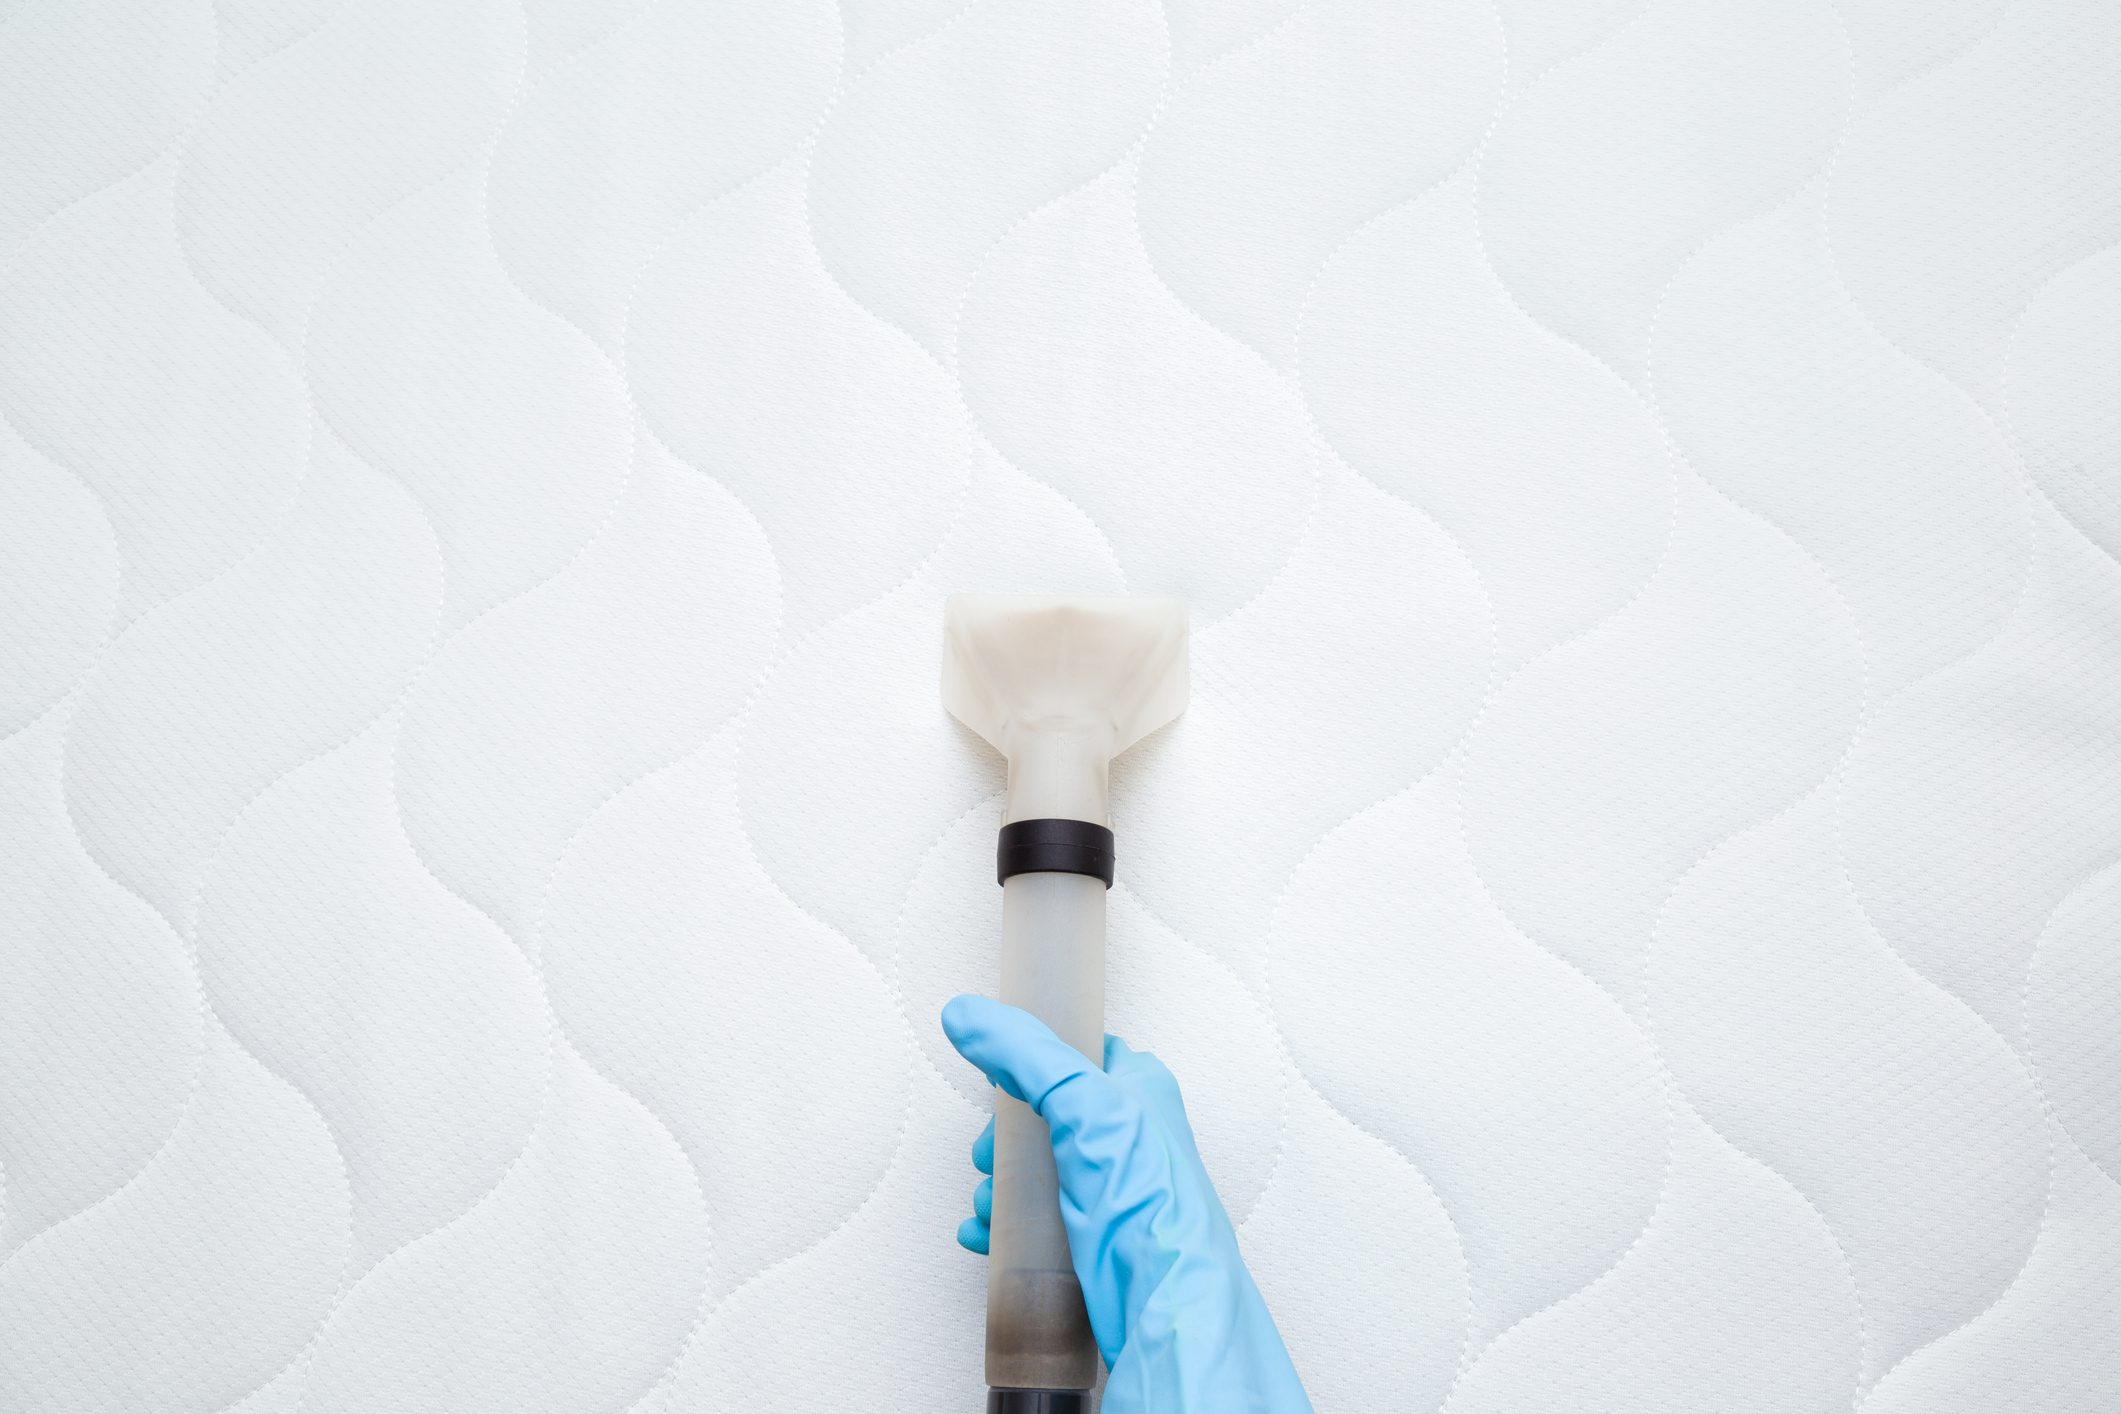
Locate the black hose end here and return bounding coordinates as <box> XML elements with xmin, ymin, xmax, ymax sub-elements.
<box><xmin>987</xmin><ymin>1389</ymin><xmax>1089</xmax><ymax>1414</ymax></box>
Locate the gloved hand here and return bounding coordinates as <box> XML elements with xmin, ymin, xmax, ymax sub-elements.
<box><xmin>942</xmin><ymin>994</ymin><xmax>1314</xmax><ymax>1414</ymax></box>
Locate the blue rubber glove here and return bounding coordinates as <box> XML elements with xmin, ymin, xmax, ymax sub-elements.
<box><xmin>942</xmin><ymin>994</ymin><xmax>1314</xmax><ymax>1414</ymax></box>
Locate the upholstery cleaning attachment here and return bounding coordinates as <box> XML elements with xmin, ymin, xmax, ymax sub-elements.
<box><xmin>943</xmin><ymin>594</ymin><xmax>1189</xmax><ymax>1414</ymax></box>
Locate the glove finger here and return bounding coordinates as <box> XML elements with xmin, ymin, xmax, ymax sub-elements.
<box><xmin>942</xmin><ymin>995</ymin><xmax>1117</xmax><ymax>1132</ymax></box>
<box><xmin>957</xmin><ymin>1215</ymin><xmax>990</xmax><ymax>1255</ymax></box>
<box><xmin>973</xmin><ymin>1175</ymin><xmax>993</xmax><ymax>1224</ymax></box>
<box><xmin>972</xmin><ymin>1116</ymin><xmax>994</xmax><ymax>1176</ymax></box>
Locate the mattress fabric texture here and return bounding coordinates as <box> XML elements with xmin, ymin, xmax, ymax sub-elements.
<box><xmin>4</xmin><ymin>1</ymin><xmax>2120</xmax><ymax>1410</ymax></box>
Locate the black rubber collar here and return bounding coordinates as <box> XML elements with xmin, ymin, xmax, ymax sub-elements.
<box><xmin>996</xmin><ymin>819</ymin><xmax>1115</xmax><ymax>888</ymax></box>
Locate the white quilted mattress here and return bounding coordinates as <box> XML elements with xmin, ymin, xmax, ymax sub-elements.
<box><xmin>4</xmin><ymin>1</ymin><xmax>2119</xmax><ymax>1410</ymax></box>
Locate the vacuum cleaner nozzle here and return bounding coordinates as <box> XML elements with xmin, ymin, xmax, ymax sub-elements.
<box><xmin>941</xmin><ymin>594</ymin><xmax>1189</xmax><ymax>1403</ymax></box>
<box><xmin>942</xmin><ymin>594</ymin><xmax>1189</xmax><ymax>825</ymax></box>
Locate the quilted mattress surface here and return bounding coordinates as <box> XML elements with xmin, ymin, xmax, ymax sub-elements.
<box><xmin>4</xmin><ymin>0</ymin><xmax>2120</xmax><ymax>1410</ymax></box>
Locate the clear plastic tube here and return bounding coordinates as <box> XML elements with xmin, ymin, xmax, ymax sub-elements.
<box><xmin>985</xmin><ymin>870</ymin><xmax>1106</xmax><ymax>1392</ymax></box>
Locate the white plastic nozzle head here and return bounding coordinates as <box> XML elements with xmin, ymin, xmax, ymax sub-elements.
<box><xmin>943</xmin><ymin>595</ymin><xmax>1189</xmax><ymax>825</ymax></box>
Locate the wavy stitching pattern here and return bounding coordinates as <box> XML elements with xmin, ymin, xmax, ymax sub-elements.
<box><xmin>84</xmin><ymin>4</ymin><xmax>788</xmax><ymax>1406</ymax></box>
<box><xmin>1123</xmin><ymin>5</ymin><xmax>1500</xmax><ymax>1339</ymax></box>
<box><xmin>0</xmin><ymin>0</ymin><xmax>422</xmax><ymax>1287</ymax></box>
<box><xmin>1437</xmin><ymin>0</ymin><xmax>1907</xmax><ymax>1400</ymax></box>
<box><xmin>804</xmin><ymin>11</ymin><xmax>1170</xmax><ymax>587</ymax></box>
<box><xmin>2016</xmin><ymin>855</ymin><xmax>2121</xmax><ymax>1194</ymax></box>
<box><xmin>1805</xmin><ymin>0</ymin><xmax>2115</xmax><ymax>1395</ymax></box>
<box><xmin>253</xmin><ymin>1</ymin><xmax>806</xmax><ymax>1403</ymax></box>
<box><xmin>4</xmin><ymin>3</ymin><xmax>2110</xmax><ymax>1409</ymax></box>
